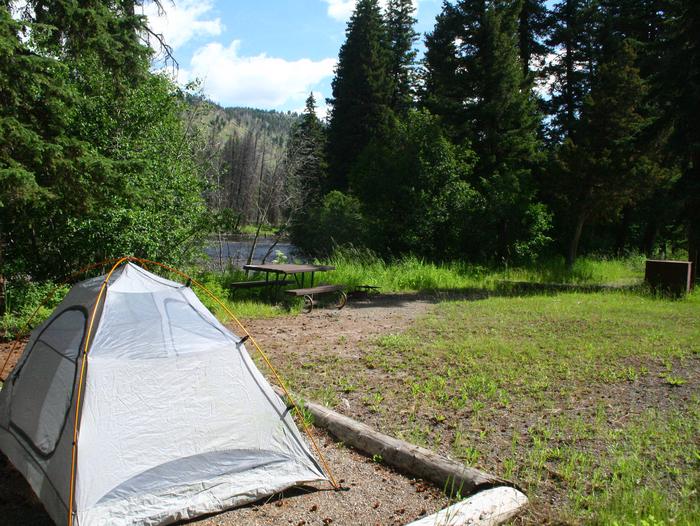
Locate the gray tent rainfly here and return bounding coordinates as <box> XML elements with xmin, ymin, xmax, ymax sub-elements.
<box><xmin>0</xmin><ymin>262</ymin><xmax>329</xmax><ymax>525</ymax></box>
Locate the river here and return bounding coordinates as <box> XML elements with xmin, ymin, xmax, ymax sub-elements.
<box><xmin>204</xmin><ymin>238</ymin><xmax>305</xmax><ymax>269</ymax></box>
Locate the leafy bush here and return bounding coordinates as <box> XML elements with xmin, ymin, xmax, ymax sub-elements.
<box><xmin>290</xmin><ymin>191</ymin><xmax>368</xmax><ymax>256</ymax></box>
<box><xmin>1</xmin><ymin>280</ymin><xmax>69</xmax><ymax>339</ymax></box>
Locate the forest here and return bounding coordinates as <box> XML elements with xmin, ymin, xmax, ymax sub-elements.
<box><xmin>1</xmin><ymin>0</ymin><xmax>699</xmax><ymax>301</ymax></box>
<box><xmin>294</xmin><ymin>0</ymin><xmax>699</xmax><ymax>270</ymax></box>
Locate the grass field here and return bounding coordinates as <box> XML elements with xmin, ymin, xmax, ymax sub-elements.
<box><xmin>273</xmin><ymin>290</ymin><xmax>700</xmax><ymax>525</ymax></box>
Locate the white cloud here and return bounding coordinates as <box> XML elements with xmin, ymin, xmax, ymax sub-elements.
<box><xmin>323</xmin><ymin>0</ymin><xmax>357</xmax><ymax>21</ymax></box>
<box><xmin>322</xmin><ymin>0</ymin><xmax>419</xmax><ymax>22</ymax></box>
<box><xmin>143</xmin><ymin>0</ymin><xmax>223</xmax><ymax>50</ymax></box>
<box><xmin>184</xmin><ymin>40</ymin><xmax>336</xmax><ymax>109</ymax></box>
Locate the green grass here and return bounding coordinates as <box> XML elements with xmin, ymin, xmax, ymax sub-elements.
<box><xmin>0</xmin><ymin>254</ymin><xmax>679</xmax><ymax>337</ymax></box>
<box><xmin>320</xmin><ymin>250</ymin><xmax>646</xmax><ymax>292</ymax></box>
<box><xmin>273</xmin><ymin>289</ymin><xmax>700</xmax><ymax>524</ymax></box>
<box><xmin>238</xmin><ymin>223</ymin><xmax>279</xmax><ymax>237</ymax></box>
<box><xmin>192</xmin><ymin>271</ymin><xmax>291</xmax><ymax>319</ymax></box>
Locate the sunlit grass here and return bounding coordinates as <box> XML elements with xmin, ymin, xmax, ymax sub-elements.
<box><xmin>320</xmin><ymin>250</ymin><xmax>647</xmax><ymax>292</ymax></box>
<box><xmin>238</xmin><ymin>223</ymin><xmax>278</xmax><ymax>236</ymax></box>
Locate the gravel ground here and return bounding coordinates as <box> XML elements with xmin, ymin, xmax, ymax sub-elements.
<box><xmin>191</xmin><ymin>429</ymin><xmax>448</xmax><ymax>526</ymax></box>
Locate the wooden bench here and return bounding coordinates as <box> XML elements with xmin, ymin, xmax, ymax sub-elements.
<box><xmin>284</xmin><ymin>284</ymin><xmax>347</xmax><ymax>313</ymax></box>
<box><xmin>229</xmin><ymin>279</ymin><xmax>293</xmax><ymax>296</ymax></box>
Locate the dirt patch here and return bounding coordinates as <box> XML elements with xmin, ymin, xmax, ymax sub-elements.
<box><xmin>0</xmin><ymin>339</ymin><xmax>25</xmax><ymax>382</ymax></box>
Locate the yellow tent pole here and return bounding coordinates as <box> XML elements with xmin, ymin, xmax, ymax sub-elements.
<box><xmin>66</xmin><ymin>257</ymin><xmax>129</xmax><ymax>525</ymax></box>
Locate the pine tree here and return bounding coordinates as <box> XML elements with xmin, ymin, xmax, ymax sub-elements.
<box><xmin>290</xmin><ymin>93</ymin><xmax>328</xmax><ymax>206</ymax></box>
<box><xmin>26</xmin><ymin>0</ymin><xmax>152</xmax><ymax>85</ymax></box>
<box><xmin>385</xmin><ymin>0</ymin><xmax>419</xmax><ymax>115</ymax></box>
<box><xmin>545</xmin><ymin>0</ymin><xmax>599</xmax><ymax>142</ymax></box>
<box><xmin>555</xmin><ymin>39</ymin><xmax>660</xmax><ymax>266</ymax></box>
<box><xmin>0</xmin><ymin>3</ymin><xmax>209</xmax><ymax>280</ymax></box>
<box><xmin>423</xmin><ymin>1</ymin><xmax>548</xmax><ymax>261</ymax></box>
<box><xmin>660</xmin><ymin>0</ymin><xmax>700</xmax><ymax>275</ymax></box>
<box><xmin>517</xmin><ymin>0</ymin><xmax>549</xmax><ymax>77</ymax></box>
<box><xmin>422</xmin><ymin>0</ymin><xmax>486</xmax><ymax>142</ymax></box>
<box><xmin>326</xmin><ymin>0</ymin><xmax>394</xmax><ymax>191</ymax></box>
<box><xmin>470</xmin><ymin>5</ymin><xmax>547</xmax><ymax>260</ymax></box>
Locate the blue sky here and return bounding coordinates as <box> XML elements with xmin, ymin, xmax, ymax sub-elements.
<box><xmin>144</xmin><ymin>1</ymin><xmax>444</xmax><ymax>116</ymax></box>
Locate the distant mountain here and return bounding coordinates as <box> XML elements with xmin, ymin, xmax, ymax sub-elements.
<box><xmin>187</xmin><ymin>95</ymin><xmax>300</xmax><ymax>149</ymax></box>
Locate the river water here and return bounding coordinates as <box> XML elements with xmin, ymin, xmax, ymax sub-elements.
<box><xmin>204</xmin><ymin>238</ymin><xmax>305</xmax><ymax>269</ymax></box>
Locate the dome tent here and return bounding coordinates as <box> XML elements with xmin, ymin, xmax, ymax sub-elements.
<box><xmin>0</xmin><ymin>260</ymin><xmax>330</xmax><ymax>525</ymax></box>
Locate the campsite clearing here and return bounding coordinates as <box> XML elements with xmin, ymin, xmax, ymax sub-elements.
<box><xmin>241</xmin><ymin>290</ymin><xmax>700</xmax><ymax>525</ymax></box>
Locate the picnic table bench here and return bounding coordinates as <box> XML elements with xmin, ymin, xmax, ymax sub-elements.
<box><xmin>229</xmin><ymin>279</ymin><xmax>293</xmax><ymax>291</ymax></box>
<box><xmin>284</xmin><ymin>284</ymin><xmax>347</xmax><ymax>313</ymax></box>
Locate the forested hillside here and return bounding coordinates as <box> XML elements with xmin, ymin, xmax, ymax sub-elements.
<box><xmin>188</xmin><ymin>98</ymin><xmax>300</xmax><ymax>226</ymax></box>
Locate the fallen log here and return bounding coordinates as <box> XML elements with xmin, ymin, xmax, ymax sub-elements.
<box><xmin>403</xmin><ymin>486</ymin><xmax>528</xmax><ymax>526</ymax></box>
<box><xmin>275</xmin><ymin>387</ymin><xmax>514</xmax><ymax>496</ymax></box>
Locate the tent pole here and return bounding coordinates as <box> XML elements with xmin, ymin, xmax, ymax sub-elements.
<box><xmin>67</xmin><ymin>257</ymin><xmax>129</xmax><ymax>525</ymax></box>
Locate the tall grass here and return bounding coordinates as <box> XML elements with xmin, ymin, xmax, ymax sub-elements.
<box><xmin>0</xmin><ymin>252</ymin><xmax>677</xmax><ymax>339</ymax></box>
<box><xmin>193</xmin><ymin>270</ymin><xmax>289</xmax><ymax>319</ymax></box>
<box><xmin>320</xmin><ymin>248</ymin><xmax>647</xmax><ymax>292</ymax></box>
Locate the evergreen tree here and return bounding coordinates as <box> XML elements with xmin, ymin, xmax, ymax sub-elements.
<box><xmin>25</xmin><ymin>0</ymin><xmax>151</xmax><ymax>85</ymax></box>
<box><xmin>470</xmin><ymin>5</ymin><xmax>548</xmax><ymax>260</ymax></box>
<box><xmin>0</xmin><ymin>2</ymin><xmax>209</xmax><ymax>280</ymax></box>
<box><xmin>517</xmin><ymin>0</ymin><xmax>549</xmax><ymax>77</ymax></box>
<box><xmin>287</xmin><ymin>93</ymin><xmax>328</xmax><ymax>210</ymax></box>
<box><xmin>422</xmin><ymin>0</ymin><xmax>486</xmax><ymax>143</ymax></box>
<box><xmin>659</xmin><ymin>0</ymin><xmax>700</xmax><ymax>274</ymax></box>
<box><xmin>326</xmin><ymin>0</ymin><xmax>394</xmax><ymax>191</ymax></box>
<box><xmin>545</xmin><ymin>0</ymin><xmax>599</xmax><ymax>142</ymax></box>
<box><xmin>424</xmin><ymin>2</ymin><xmax>548</xmax><ymax>260</ymax></box>
<box><xmin>554</xmin><ymin>39</ymin><xmax>662</xmax><ymax>266</ymax></box>
<box><xmin>385</xmin><ymin>0</ymin><xmax>419</xmax><ymax>115</ymax></box>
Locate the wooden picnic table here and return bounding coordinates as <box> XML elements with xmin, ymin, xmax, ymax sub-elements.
<box><xmin>242</xmin><ymin>263</ymin><xmax>335</xmax><ymax>289</ymax></box>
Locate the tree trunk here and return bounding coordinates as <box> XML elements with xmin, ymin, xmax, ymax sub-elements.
<box><xmin>641</xmin><ymin>218</ymin><xmax>659</xmax><ymax>257</ymax></box>
<box><xmin>615</xmin><ymin>208</ymin><xmax>631</xmax><ymax>255</ymax></box>
<box><xmin>688</xmin><ymin>151</ymin><xmax>700</xmax><ymax>287</ymax></box>
<box><xmin>0</xmin><ymin>234</ymin><xmax>5</xmax><ymax>317</ymax></box>
<box><xmin>566</xmin><ymin>212</ymin><xmax>586</xmax><ymax>269</ymax></box>
<box><xmin>274</xmin><ymin>387</ymin><xmax>512</xmax><ymax>495</ymax></box>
